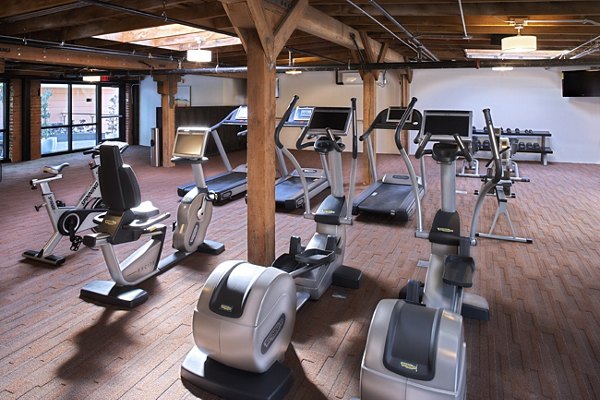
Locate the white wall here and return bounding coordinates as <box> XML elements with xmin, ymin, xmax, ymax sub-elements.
<box><xmin>275</xmin><ymin>71</ymin><xmax>403</xmax><ymax>153</ymax></box>
<box><xmin>138</xmin><ymin>75</ymin><xmax>246</xmax><ymax>145</ymax></box>
<box><xmin>411</xmin><ymin>68</ymin><xmax>600</xmax><ymax>164</ymax></box>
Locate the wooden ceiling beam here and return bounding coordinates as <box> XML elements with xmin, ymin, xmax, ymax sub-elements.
<box><xmin>300</xmin><ymin>6</ymin><xmax>404</xmax><ymax>62</ymax></box>
<box><xmin>0</xmin><ymin>0</ymin><xmax>76</xmax><ymax>19</ymax></box>
<box><xmin>0</xmin><ymin>43</ymin><xmax>179</xmax><ymax>71</ymax></box>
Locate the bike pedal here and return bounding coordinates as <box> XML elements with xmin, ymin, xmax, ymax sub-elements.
<box><xmin>34</xmin><ymin>204</ymin><xmax>44</xmax><ymax>212</ymax></box>
<box><xmin>56</xmin><ymin>200</ymin><xmax>66</xmax><ymax>207</ymax></box>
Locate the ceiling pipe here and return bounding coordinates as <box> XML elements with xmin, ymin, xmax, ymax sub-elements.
<box><xmin>0</xmin><ymin>3</ymin><xmax>87</xmax><ymax>23</ymax></box>
<box><xmin>345</xmin><ymin>0</ymin><xmax>419</xmax><ymax>56</ymax></box>
<box><xmin>155</xmin><ymin>58</ymin><xmax>600</xmax><ymax>75</ymax></box>
<box><xmin>522</xmin><ymin>19</ymin><xmax>600</xmax><ymax>27</ymax></box>
<box><xmin>366</xmin><ymin>0</ymin><xmax>439</xmax><ymax>62</ymax></box>
<box><xmin>566</xmin><ymin>35</ymin><xmax>600</xmax><ymax>59</ymax></box>
<box><xmin>457</xmin><ymin>0</ymin><xmax>471</xmax><ymax>39</ymax></box>
<box><xmin>77</xmin><ymin>0</ymin><xmax>234</xmax><ymax>37</ymax></box>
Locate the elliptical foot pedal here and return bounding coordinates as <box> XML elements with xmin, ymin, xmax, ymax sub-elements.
<box><xmin>181</xmin><ymin>346</ymin><xmax>293</xmax><ymax>400</ymax></box>
<box><xmin>198</xmin><ymin>239</ymin><xmax>225</xmax><ymax>255</ymax></box>
<box><xmin>22</xmin><ymin>250</ymin><xmax>66</xmax><ymax>266</ymax></box>
<box><xmin>332</xmin><ymin>265</ymin><xmax>362</xmax><ymax>289</ymax></box>
<box><xmin>80</xmin><ymin>280</ymin><xmax>148</xmax><ymax>308</ymax></box>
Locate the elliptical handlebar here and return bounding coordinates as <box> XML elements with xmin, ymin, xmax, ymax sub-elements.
<box><xmin>414</xmin><ymin>132</ymin><xmax>432</xmax><ymax>159</ymax></box>
<box><xmin>325</xmin><ymin>128</ymin><xmax>346</xmax><ymax>153</ymax></box>
<box><xmin>469</xmin><ymin>108</ymin><xmax>504</xmax><ymax>243</ymax></box>
<box><xmin>452</xmin><ymin>134</ymin><xmax>473</xmax><ymax>163</ymax></box>
<box><xmin>482</xmin><ymin>108</ymin><xmax>503</xmax><ymax>184</ymax></box>
<box><xmin>295</xmin><ymin>123</ymin><xmax>321</xmax><ymax>150</ymax></box>
<box><xmin>393</xmin><ymin>97</ymin><xmax>418</xmax><ymax>152</ymax></box>
<box><xmin>275</xmin><ymin>95</ymin><xmax>300</xmax><ymax>150</ymax></box>
<box><xmin>351</xmin><ymin>98</ymin><xmax>358</xmax><ymax>160</ymax></box>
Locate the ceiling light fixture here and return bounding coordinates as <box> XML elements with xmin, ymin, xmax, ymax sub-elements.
<box><xmin>502</xmin><ymin>23</ymin><xmax>537</xmax><ymax>53</ymax></box>
<box><xmin>187</xmin><ymin>49</ymin><xmax>211</xmax><ymax>62</ymax></box>
<box><xmin>492</xmin><ymin>66</ymin><xmax>514</xmax><ymax>72</ymax></box>
<box><xmin>285</xmin><ymin>50</ymin><xmax>302</xmax><ymax>75</ymax></box>
<box><xmin>82</xmin><ymin>75</ymin><xmax>101</xmax><ymax>82</ymax></box>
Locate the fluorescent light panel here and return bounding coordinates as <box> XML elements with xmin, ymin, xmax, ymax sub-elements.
<box><xmin>465</xmin><ymin>49</ymin><xmax>567</xmax><ymax>60</ymax></box>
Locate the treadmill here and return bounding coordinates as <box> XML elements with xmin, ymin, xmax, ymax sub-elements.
<box><xmin>177</xmin><ymin>106</ymin><xmax>249</xmax><ymax>202</ymax></box>
<box><xmin>274</xmin><ymin>104</ymin><xmax>330</xmax><ymax>210</ymax></box>
<box><xmin>352</xmin><ymin>98</ymin><xmax>426</xmax><ymax>221</ymax></box>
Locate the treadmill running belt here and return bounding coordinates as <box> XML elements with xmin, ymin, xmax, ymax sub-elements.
<box><xmin>356</xmin><ymin>184</ymin><xmax>422</xmax><ymax>220</ymax></box>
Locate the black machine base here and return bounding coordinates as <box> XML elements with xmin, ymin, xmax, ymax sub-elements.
<box><xmin>22</xmin><ymin>250</ymin><xmax>66</xmax><ymax>266</ymax></box>
<box><xmin>181</xmin><ymin>346</ymin><xmax>293</xmax><ymax>400</ymax></box>
<box><xmin>461</xmin><ymin>303</ymin><xmax>490</xmax><ymax>321</ymax></box>
<box><xmin>332</xmin><ymin>265</ymin><xmax>362</xmax><ymax>289</ymax></box>
<box><xmin>79</xmin><ymin>280</ymin><xmax>148</xmax><ymax>308</ymax></box>
<box><xmin>198</xmin><ymin>239</ymin><xmax>225</xmax><ymax>255</ymax></box>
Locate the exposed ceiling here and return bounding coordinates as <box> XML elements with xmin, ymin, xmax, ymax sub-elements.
<box><xmin>0</xmin><ymin>0</ymin><xmax>599</xmax><ymax>78</ymax></box>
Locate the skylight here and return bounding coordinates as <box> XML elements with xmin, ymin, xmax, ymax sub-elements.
<box><xmin>94</xmin><ymin>24</ymin><xmax>241</xmax><ymax>51</ymax></box>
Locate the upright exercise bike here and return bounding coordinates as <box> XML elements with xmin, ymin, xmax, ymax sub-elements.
<box><xmin>180</xmin><ymin>98</ymin><xmax>362</xmax><ymax>400</ymax></box>
<box><xmin>23</xmin><ymin>141</ymin><xmax>128</xmax><ymax>266</ymax></box>
<box><xmin>81</xmin><ymin>127</ymin><xmax>224</xmax><ymax>308</ymax></box>
<box><xmin>360</xmin><ymin>109</ymin><xmax>498</xmax><ymax>400</ymax></box>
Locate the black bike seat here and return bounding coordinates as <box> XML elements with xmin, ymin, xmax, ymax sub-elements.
<box><xmin>43</xmin><ymin>162</ymin><xmax>70</xmax><ymax>175</ymax></box>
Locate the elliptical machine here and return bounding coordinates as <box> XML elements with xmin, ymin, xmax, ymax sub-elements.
<box><xmin>180</xmin><ymin>98</ymin><xmax>362</xmax><ymax>400</ymax></box>
<box><xmin>81</xmin><ymin>127</ymin><xmax>224</xmax><ymax>308</ymax></box>
<box><xmin>360</xmin><ymin>109</ymin><xmax>499</xmax><ymax>400</ymax></box>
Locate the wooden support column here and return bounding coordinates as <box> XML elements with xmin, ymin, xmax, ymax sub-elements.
<box><xmin>154</xmin><ymin>75</ymin><xmax>180</xmax><ymax>167</ymax></box>
<box><xmin>361</xmin><ymin>74</ymin><xmax>376</xmax><ymax>184</ymax></box>
<box><xmin>222</xmin><ymin>0</ymin><xmax>307</xmax><ymax>265</ymax></box>
<box><xmin>246</xmin><ymin>30</ymin><xmax>276</xmax><ymax>265</ymax></box>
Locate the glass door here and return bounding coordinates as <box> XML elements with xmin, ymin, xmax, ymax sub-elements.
<box><xmin>100</xmin><ymin>86</ymin><xmax>120</xmax><ymax>140</ymax></box>
<box><xmin>72</xmin><ymin>84</ymin><xmax>97</xmax><ymax>150</ymax></box>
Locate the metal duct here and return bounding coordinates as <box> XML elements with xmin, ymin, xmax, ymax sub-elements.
<box><xmin>345</xmin><ymin>0</ymin><xmax>419</xmax><ymax>56</ymax></box>
<box><xmin>366</xmin><ymin>0</ymin><xmax>439</xmax><ymax>62</ymax></box>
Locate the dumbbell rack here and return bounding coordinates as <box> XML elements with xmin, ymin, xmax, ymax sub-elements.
<box><xmin>472</xmin><ymin>129</ymin><xmax>552</xmax><ymax>165</ymax></box>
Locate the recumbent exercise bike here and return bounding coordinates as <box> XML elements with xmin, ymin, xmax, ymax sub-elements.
<box><xmin>81</xmin><ymin>128</ymin><xmax>224</xmax><ymax>308</ymax></box>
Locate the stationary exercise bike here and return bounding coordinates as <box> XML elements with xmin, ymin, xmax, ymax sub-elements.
<box><xmin>81</xmin><ymin>127</ymin><xmax>224</xmax><ymax>308</ymax></box>
<box><xmin>23</xmin><ymin>141</ymin><xmax>128</xmax><ymax>266</ymax></box>
<box><xmin>360</xmin><ymin>109</ymin><xmax>497</xmax><ymax>400</ymax></box>
<box><xmin>180</xmin><ymin>98</ymin><xmax>362</xmax><ymax>400</ymax></box>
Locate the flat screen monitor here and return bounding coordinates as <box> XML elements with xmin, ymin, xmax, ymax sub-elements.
<box><xmin>233</xmin><ymin>106</ymin><xmax>248</xmax><ymax>121</ymax></box>
<box><xmin>293</xmin><ymin>106</ymin><xmax>314</xmax><ymax>122</ymax></box>
<box><xmin>386</xmin><ymin>107</ymin><xmax>413</xmax><ymax>124</ymax></box>
<box><xmin>173</xmin><ymin>127</ymin><xmax>209</xmax><ymax>158</ymax></box>
<box><xmin>562</xmin><ymin>70</ymin><xmax>600</xmax><ymax>97</ymax></box>
<box><xmin>422</xmin><ymin>110</ymin><xmax>472</xmax><ymax>142</ymax></box>
<box><xmin>307</xmin><ymin>107</ymin><xmax>352</xmax><ymax>135</ymax></box>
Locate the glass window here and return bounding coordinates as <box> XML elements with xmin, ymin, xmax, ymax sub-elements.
<box><xmin>101</xmin><ymin>86</ymin><xmax>120</xmax><ymax>140</ymax></box>
<box><xmin>39</xmin><ymin>82</ymin><xmax>122</xmax><ymax>156</ymax></box>
<box><xmin>0</xmin><ymin>82</ymin><xmax>5</xmax><ymax>160</ymax></box>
